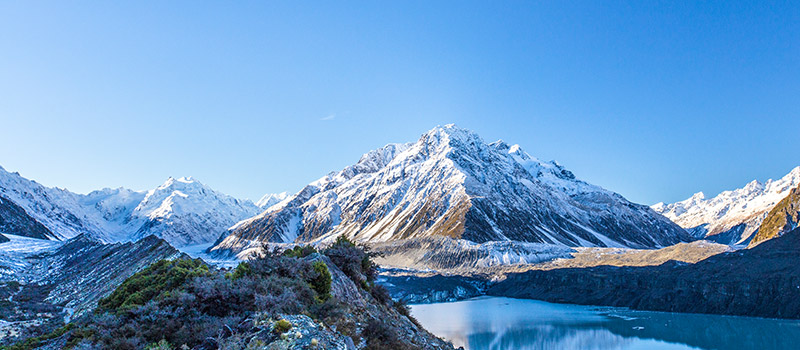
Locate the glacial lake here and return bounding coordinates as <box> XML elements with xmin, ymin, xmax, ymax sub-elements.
<box><xmin>410</xmin><ymin>297</ymin><xmax>800</xmax><ymax>350</ymax></box>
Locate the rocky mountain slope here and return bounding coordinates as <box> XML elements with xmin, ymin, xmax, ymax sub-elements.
<box><xmin>0</xmin><ymin>234</ymin><xmax>184</xmax><ymax>344</ymax></box>
<box><xmin>0</xmin><ymin>193</ymin><xmax>53</xmax><ymax>240</ymax></box>
<box><xmin>749</xmin><ymin>185</ymin><xmax>800</xmax><ymax>247</ymax></box>
<box><xmin>652</xmin><ymin>166</ymin><xmax>800</xmax><ymax>245</ymax></box>
<box><xmin>213</xmin><ymin>125</ymin><xmax>689</xmax><ymax>256</ymax></box>
<box><xmin>489</xmin><ymin>226</ymin><xmax>800</xmax><ymax>319</ymax></box>
<box><xmin>0</xmin><ymin>166</ymin><xmax>270</xmax><ymax>247</ymax></box>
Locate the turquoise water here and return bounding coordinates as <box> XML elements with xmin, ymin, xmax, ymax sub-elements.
<box><xmin>410</xmin><ymin>297</ymin><xmax>800</xmax><ymax>350</ymax></box>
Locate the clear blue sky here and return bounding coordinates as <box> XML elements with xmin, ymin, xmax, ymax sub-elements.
<box><xmin>1</xmin><ymin>1</ymin><xmax>798</xmax><ymax>205</ymax></box>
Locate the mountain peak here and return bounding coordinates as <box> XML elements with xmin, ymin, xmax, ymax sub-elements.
<box><xmin>256</xmin><ymin>192</ymin><xmax>290</xmax><ymax>208</ymax></box>
<box><xmin>420</xmin><ymin>124</ymin><xmax>482</xmax><ymax>147</ymax></box>
<box><xmin>212</xmin><ymin>125</ymin><xmax>687</xmax><ymax>255</ymax></box>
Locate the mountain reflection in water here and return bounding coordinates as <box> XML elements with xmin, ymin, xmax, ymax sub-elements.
<box><xmin>411</xmin><ymin>297</ymin><xmax>800</xmax><ymax>350</ymax></box>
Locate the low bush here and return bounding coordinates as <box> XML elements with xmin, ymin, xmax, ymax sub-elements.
<box><xmin>98</xmin><ymin>258</ymin><xmax>209</xmax><ymax>313</ymax></box>
<box><xmin>363</xmin><ymin>319</ymin><xmax>413</xmax><ymax>350</ymax></box>
<box><xmin>370</xmin><ymin>284</ymin><xmax>392</xmax><ymax>305</ymax></box>
<box><xmin>273</xmin><ymin>319</ymin><xmax>292</xmax><ymax>334</ymax></box>
<box><xmin>324</xmin><ymin>236</ymin><xmax>378</xmax><ymax>289</ymax></box>
<box><xmin>283</xmin><ymin>245</ymin><xmax>318</xmax><ymax>258</ymax></box>
<box><xmin>1</xmin><ymin>323</ymin><xmax>74</xmax><ymax>350</ymax></box>
<box><xmin>310</xmin><ymin>261</ymin><xmax>332</xmax><ymax>301</ymax></box>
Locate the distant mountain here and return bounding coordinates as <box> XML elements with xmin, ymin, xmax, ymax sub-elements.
<box><xmin>0</xmin><ymin>165</ymin><xmax>118</xmax><ymax>241</ymax></box>
<box><xmin>0</xmin><ymin>166</ymin><xmax>266</xmax><ymax>247</ymax></box>
<box><xmin>212</xmin><ymin>125</ymin><xmax>688</xmax><ymax>256</ymax></box>
<box><xmin>652</xmin><ymin>166</ymin><xmax>800</xmax><ymax>245</ymax></box>
<box><xmin>255</xmin><ymin>191</ymin><xmax>289</xmax><ymax>208</ymax></box>
<box><xmin>749</xmin><ymin>185</ymin><xmax>800</xmax><ymax>247</ymax></box>
<box><xmin>126</xmin><ymin>177</ymin><xmax>263</xmax><ymax>246</ymax></box>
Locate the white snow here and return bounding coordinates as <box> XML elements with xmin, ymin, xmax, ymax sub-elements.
<box><xmin>256</xmin><ymin>192</ymin><xmax>290</xmax><ymax>209</ymax></box>
<box><xmin>0</xmin><ymin>234</ymin><xmax>63</xmax><ymax>278</ymax></box>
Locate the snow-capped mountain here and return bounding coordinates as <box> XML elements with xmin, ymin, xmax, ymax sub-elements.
<box><xmin>652</xmin><ymin>166</ymin><xmax>800</xmax><ymax>245</ymax></box>
<box><xmin>0</xmin><ymin>165</ymin><xmax>268</xmax><ymax>247</ymax></box>
<box><xmin>0</xmin><ymin>165</ymin><xmax>119</xmax><ymax>241</ymax></box>
<box><xmin>256</xmin><ymin>192</ymin><xmax>290</xmax><ymax>209</ymax></box>
<box><xmin>126</xmin><ymin>177</ymin><xmax>263</xmax><ymax>246</ymax></box>
<box><xmin>211</xmin><ymin>125</ymin><xmax>689</xmax><ymax>255</ymax></box>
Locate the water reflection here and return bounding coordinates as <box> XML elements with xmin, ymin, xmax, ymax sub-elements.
<box><xmin>411</xmin><ymin>297</ymin><xmax>800</xmax><ymax>350</ymax></box>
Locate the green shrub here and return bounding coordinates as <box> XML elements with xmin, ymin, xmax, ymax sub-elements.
<box><xmin>145</xmin><ymin>339</ymin><xmax>174</xmax><ymax>350</ymax></box>
<box><xmin>310</xmin><ymin>261</ymin><xmax>332</xmax><ymax>301</ymax></box>
<box><xmin>3</xmin><ymin>323</ymin><xmax>74</xmax><ymax>350</ymax></box>
<box><xmin>274</xmin><ymin>319</ymin><xmax>292</xmax><ymax>334</ymax></box>
<box><xmin>227</xmin><ymin>261</ymin><xmax>252</xmax><ymax>280</ymax></box>
<box><xmin>370</xmin><ymin>284</ymin><xmax>392</xmax><ymax>305</ymax></box>
<box><xmin>393</xmin><ymin>299</ymin><xmax>421</xmax><ymax>328</ymax></box>
<box><xmin>98</xmin><ymin>258</ymin><xmax>209</xmax><ymax>313</ymax></box>
<box><xmin>283</xmin><ymin>245</ymin><xmax>318</xmax><ymax>258</ymax></box>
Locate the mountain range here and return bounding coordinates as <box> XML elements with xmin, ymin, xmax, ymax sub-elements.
<box><xmin>0</xmin><ymin>166</ymin><xmax>277</xmax><ymax>247</ymax></box>
<box><xmin>3</xmin><ymin>126</ymin><xmax>799</xmax><ymax>257</ymax></box>
<box><xmin>652</xmin><ymin>166</ymin><xmax>800</xmax><ymax>245</ymax></box>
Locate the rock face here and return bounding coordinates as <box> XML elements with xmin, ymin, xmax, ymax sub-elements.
<box><xmin>0</xmin><ymin>194</ymin><xmax>53</xmax><ymax>239</ymax></box>
<box><xmin>489</xmin><ymin>226</ymin><xmax>800</xmax><ymax>319</ymax></box>
<box><xmin>653</xmin><ymin>166</ymin><xmax>800</xmax><ymax>245</ymax></box>
<box><xmin>750</xmin><ymin>185</ymin><xmax>800</xmax><ymax>247</ymax></box>
<box><xmin>213</xmin><ymin>125</ymin><xmax>689</xmax><ymax>256</ymax></box>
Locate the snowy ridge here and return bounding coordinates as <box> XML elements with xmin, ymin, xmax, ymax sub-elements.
<box><xmin>212</xmin><ymin>125</ymin><xmax>689</xmax><ymax>256</ymax></box>
<box><xmin>0</xmin><ymin>165</ymin><xmax>119</xmax><ymax>241</ymax></box>
<box><xmin>126</xmin><ymin>177</ymin><xmax>263</xmax><ymax>246</ymax></box>
<box><xmin>0</xmin><ymin>165</ymin><xmax>273</xmax><ymax>247</ymax></box>
<box><xmin>652</xmin><ymin>166</ymin><xmax>800</xmax><ymax>245</ymax></box>
<box><xmin>256</xmin><ymin>192</ymin><xmax>289</xmax><ymax>209</ymax></box>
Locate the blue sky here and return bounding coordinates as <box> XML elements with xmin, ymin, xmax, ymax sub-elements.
<box><xmin>0</xmin><ymin>1</ymin><xmax>798</xmax><ymax>204</ymax></box>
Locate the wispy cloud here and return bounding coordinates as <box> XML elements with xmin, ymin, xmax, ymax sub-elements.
<box><xmin>320</xmin><ymin>114</ymin><xmax>336</xmax><ymax>121</ymax></box>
